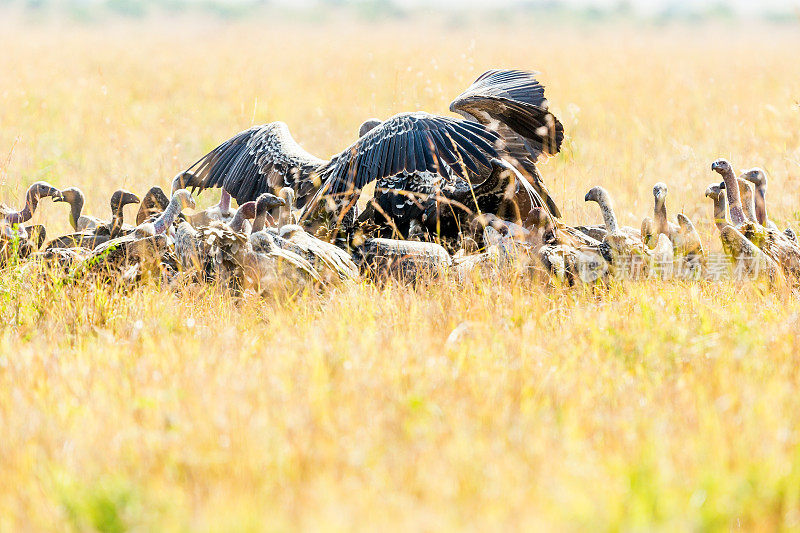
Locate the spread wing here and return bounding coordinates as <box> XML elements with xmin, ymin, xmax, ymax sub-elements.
<box><xmin>176</xmin><ymin>122</ymin><xmax>326</xmax><ymax>205</ymax></box>
<box><xmin>317</xmin><ymin>112</ymin><xmax>504</xmax><ymax>199</ymax></box>
<box><xmin>450</xmin><ymin>69</ymin><xmax>564</xmax><ymax>158</ymax></box>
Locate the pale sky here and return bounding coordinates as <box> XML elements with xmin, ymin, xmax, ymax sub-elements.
<box><xmin>260</xmin><ymin>0</ymin><xmax>798</xmax><ymax>15</ymax></box>
<box><xmin>398</xmin><ymin>0</ymin><xmax>794</xmax><ymax>13</ymax></box>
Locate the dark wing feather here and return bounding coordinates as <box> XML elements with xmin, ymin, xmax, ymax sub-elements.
<box><xmin>178</xmin><ymin>122</ymin><xmax>326</xmax><ymax>205</ymax></box>
<box><xmin>304</xmin><ymin>112</ymin><xmax>506</xmax><ymax>215</ymax></box>
<box><xmin>446</xmin><ymin>122</ymin><xmax>493</xmax><ymax>170</ymax></box>
<box><xmin>450</xmin><ymin>69</ymin><xmax>564</xmax><ymax>158</ymax></box>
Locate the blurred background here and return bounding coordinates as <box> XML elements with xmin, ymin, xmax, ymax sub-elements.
<box><xmin>0</xmin><ymin>0</ymin><xmax>798</xmax><ymax>24</ymax></box>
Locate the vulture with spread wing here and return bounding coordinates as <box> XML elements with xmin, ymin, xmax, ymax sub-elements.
<box><xmin>176</xmin><ymin>69</ymin><xmax>563</xmax><ymax>240</ymax></box>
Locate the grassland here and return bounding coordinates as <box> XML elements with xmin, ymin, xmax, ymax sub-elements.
<box><xmin>1</xmin><ymin>12</ymin><xmax>800</xmax><ymax>531</ymax></box>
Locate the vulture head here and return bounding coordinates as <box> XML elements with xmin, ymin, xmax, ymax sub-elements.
<box><xmin>54</xmin><ymin>186</ymin><xmax>83</xmax><ymax>210</ymax></box>
<box><xmin>27</xmin><ymin>181</ymin><xmax>62</xmax><ymax>202</ymax></box>
<box><xmin>278</xmin><ymin>186</ymin><xmax>295</xmax><ymax>203</ymax></box>
<box><xmin>711</xmin><ymin>158</ymin><xmax>733</xmax><ymax>176</ymax></box>
<box><xmin>653</xmin><ymin>182</ymin><xmax>668</xmax><ymax>204</ymax></box>
<box><xmin>110</xmin><ymin>189</ymin><xmax>141</xmax><ymax>212</ymax></box>
<box><xmin>258</xmin><ymin>192</ymin><xmax>286</xmax><ymax>211</ymax></box>
<box><xmin>171</xmin><ymin>171</ymin><xmax>199</xmax><ymax>195</ymax></box>
<box><xmin>53</xmin><ymin>186</ymin><xmax>84</xmax><ymax>229</ymax></box>
<box><xmin>584</xmin><ymin>186</ymin><xmax>608</xmax><ymax>204</ymax></box>
<box><xmin>741</xmin><ymin>168</ymin><xmax>767</xmax><ymax>189</ymax></box>
<box><xmin>358</xmin><ymin>118</ymin><xmax>382</xmax><ymax>138</ymax></box>
<box><xmin>704</xmin><ymin>183</ymin><xmax>724</xmax><ymax>201</ymax></box>
<box><xmin>249</xmin><ymin>193</ymin><xmax>284</xmax><ymax>232</ymax></box>
<box><xmin>174</xmin><ymin>189</ymin><xmax>197</xmax><ymax>211</ymax></box>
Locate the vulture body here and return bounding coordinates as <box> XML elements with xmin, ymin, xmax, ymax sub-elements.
<box><xmin>357</xmin><ymin>238</ymin><xmax>452</xmax><ymax>280</ymax></box>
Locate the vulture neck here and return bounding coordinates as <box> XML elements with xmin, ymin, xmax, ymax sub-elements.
<box><xmin>712</xmin><ymin>194</ymin><xmax>728</xmax><ymax>231</ymax></box>
<box><xmin>654</xmin><ymin>196</ymin><xmax>668</xmax><ymax>234</ymax></box>
<box><xmin>5</xmin><ymin>187</ymin><xmax>42</xmax><ymax>225</ymax></box>
<box><xmin>252</xmin><ymin>210</ymin><xmax>271</xmax><ymax>233</ymax></box>
<box><xmin>719</xmin><ymin>169</ymin><xmax>746</xmax><ymax>226</ymax></box>
<box><xmin>152</xmin><ymin>197</ymin><xmax>183</xmax><ymax>234</ymax></box>
<box><xmin>219</xmin><ymin>190</ymin><xmax>232</xmax><ymax>216</ymax></box>
<box><xmin>595</xmin><ymin>191</ymin><xmax>619</xmax><ymax>233</ymax></box>
<box><xmin>229</xmin><ymin>208</ymin><xmax>253</xmax><ymax>233</ymax></box>
<box><xmin>69</xmin><ymin>197</ymin><xmax>83</xmax><ymax>231</ymax></box>
<box><xmin>277</xmin><ymin>204</ymin><xmax>291</xmax><ymax>227</ymax></box>
<box><xmin>737</xmin><ymin>179</ymin><xmax>757</xmax><ymax>223</ymax></box>
<box><xmin>754</xmin><ymin>186</ymin><xmax>768</xmax><ymax>226</ymax></box>
<box><xmin>108</xmin><ymin>202</ymin><xmax>127</xmax><ymax>238</ymax></box>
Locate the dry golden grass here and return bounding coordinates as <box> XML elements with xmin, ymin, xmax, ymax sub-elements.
<box><xmin>2</xmin><ymin>12</ymin><xmax>800</xmax><ymax>531</ymax></box>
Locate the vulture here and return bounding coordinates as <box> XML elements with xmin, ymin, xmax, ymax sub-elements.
<box><xmin>711</xmin><ymin>160</ymin><xmax>748</xmax><ymax>226</ymax></box>
<box><xmin>174</xmin><ymin>191</ymin><xmax>316</xmax><ymax>291</ymax></box>
<box><xmin>275</xmin><ymin>187</ymin><xmax>299</xmax><ymax>227</ymax></box>
<box><xmin>175</xmin><ymin>217</ymin><xmax>252</xmax><ymax>289</ymax></box>
<box><xmin>640</xmin><ymin>182</ymin><xmax>703</xmax><ymax>267</ymax></box>
<box><xmin>741</xmin><ymin>168</ymin><xmax>779</xmax><ymax>230</ymax></box>
<box><xmin>468</xmin><ymin>212</ymin><xmax>530</xmax><ymax>247</ymax></box>
<box><xmin>244</xmin><ymin>194</ymin><xmax>321</xmax><ymax>289</ymax></box>
<box><xmin>1</xmin><ymin>181</ymin><xmax>61</xmax><ymax>260</ymax></box>
<box><xmin>583</xmin><ymin>186</ymin><xmax>642</xmax><ymax>242</ymax></box>
<box><xmin>251</xmin><ymin>193</ymin><xmax>285</xmax><ymax>234</ymax></box>
<box><xmin>525</xmin><ymin>207</ymin><xmax>607</xmax><ymax>284</ymax></box>
<box><xmin>243</xmin><ymin>231</ymin><xmax>320</xmax><ymax>292</ymax></box>
<box><xmin>641</xmin><ymin>182</ymin><xmax>679</xmax><ymax>249</ymax></box>
<box><xmin>572</xmin><ymin>223</ymin><xmax>608</xmax><ymax>243</ymax></box>
<box><xmin>584</xmin><ymin>186</ymin><xmax>651</xmax><ymax>277</ymax></box>
<box><xmin>174</xmin><ymin>69</ymin><xmax>563</xmax><ymax>240</ymax></box>
<box><xmin>1</xmin><ymin>181</ymin><xmax>61</xmax><ymax>227</ymax></box>
<box><xmin>675</xmin><ymin>213</ymin><xmax>705</xmax><ymax>274</ymax></box>
<box><xmin>718</xmin><ymin>225</ymin><xmax>781</xmax><ymax>282</ymax></box>
<box><xmin>704</xmin><ymin>183</ymin><xmax>728</xmax><ymax>231</ymax></box>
